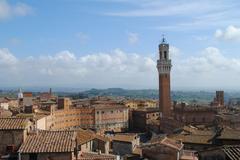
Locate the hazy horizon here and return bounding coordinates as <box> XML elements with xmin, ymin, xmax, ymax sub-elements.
<box><xmin>1</xmin><ymin>86</ymin><xmax>240</xmax><ymax>93</ymax></box>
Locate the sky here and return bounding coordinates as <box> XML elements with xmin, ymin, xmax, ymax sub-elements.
<box><xmin>1</xmin><ymin>0</ymin><xmax>240</xmax><ymax>90</ymax></box>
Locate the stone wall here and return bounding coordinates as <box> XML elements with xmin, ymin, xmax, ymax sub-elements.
<box><xmin>0</xmin><ymin>130</ymin><xmax>25</xmax><ymax>155</ymax></box>
<box><xmin>142</xmin><ymin>144</ymin><xmax>178</xmax><ymax>160</ymax></box>
<box><xmin>20</xmin><ymin>152</ymin><xmax>73</xmax><ymax>160</ymax></box>
<box><xmin>92</xmin><ymin>139</ymin><xmax>109</xmax><ymax>154</ymax></box>
<box><xmin>112</xmin><ymin>141</ymin><xmax>132</xmax><ymax>156</ymax></box>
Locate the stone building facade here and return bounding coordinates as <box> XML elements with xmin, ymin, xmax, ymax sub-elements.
<box><xmin>173</xmin><ymin>103</ymin><xmax>217</xmax><ymax>126</ymax></box>
<box><xmin>131</xmin><ymin>108</ymin><xmax>160</xmax><ymax>132</ymax></box>
<box><xmin>211</xmin><ymin>91</ymin><xmax>224</xmax><ymax>107</ymax></box>
<box><xmin>0</xmin><ymin>118</ymin><xmax>31</xmax><ymax>156</ymax></box>
<box><xmin>110</xmin><ymin>133</ymin><xmax>140</xmax><ymax>156</ymax></box>
<box><xmin>37</xmin><ymin>97</ymin><xmax>129</xmax><ymax>133</ymax></box>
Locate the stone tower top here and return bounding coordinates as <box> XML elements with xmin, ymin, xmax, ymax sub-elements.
<box><xmin>157</xmin><ymin>36</ymin><xmax>172</xmax><ymax>74</ymax></box>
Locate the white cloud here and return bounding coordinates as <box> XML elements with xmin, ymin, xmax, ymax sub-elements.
<box><xmin>0</xmin><ymin>48</ymin><xmax>156</xmax><ymax>88</ymax></box>
<box><xmin>127</xmin><ymin>32</ymin><xmax>139</xmax><ymax>44</ymax></box>
<box><xmin>104</xmin><ymin>0</ymin><xmax>233</xmax><ymax>17</ymax></box>
<box><xmin>1</xmin><ymin>46</ymin><xmax>240</xmax><ymax>89</ymax></box>
<box><xmin>103</xmin><ymin>0</ymin><xmax>240</xmax><ymax>31</ymax></box>
<box><xmin>172</xmin><ymin>47</ymin><xmax>240</xmax><ymax>89</ymax></box>
<box><xmin>215</xmin><ymin>25</ymin><xmax>240</xmax><ymax>41</ymax></box>
<box><xmin>0</xmin><ymin>0</ymin><xmax>32</xmax><ymax>20</ymax></box>
<box><xmin>0</xmin><ymin>48</ymin><xmax>17</xmax><ymax>66</ymax></box>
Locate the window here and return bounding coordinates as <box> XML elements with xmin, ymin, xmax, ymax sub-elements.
<box><xmin>102</xmin><ymin>111</ymin><xmax>105</xmax><ymax>114</ymax></box>
<box><xmin>164</xmin><ymin>51</ymin><xmax>167</xmax><ymax>59</ymax></box>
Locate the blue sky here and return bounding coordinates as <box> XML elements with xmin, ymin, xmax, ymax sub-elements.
<box><xmin>1</xmin><ymin>0</ymin><xmax>240</xmax><ymax>90</ymax></box>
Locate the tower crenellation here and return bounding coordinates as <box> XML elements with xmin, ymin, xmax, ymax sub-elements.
<box><xmin>157</xmin><ymin>39</ymin><xmax>172</xmax><ymax>74</ymax></box>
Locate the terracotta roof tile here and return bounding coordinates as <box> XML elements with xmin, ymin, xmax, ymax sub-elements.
<box><xmin>77</xmin><ymin>129</ymin><xmax>95</xmax><ymax>145</ymax></box>
<box><xmin>78</xmin><ymin>152</ymin><xmax>116</xmax><ymax>160</ymax></box>
<box><xmin>0</xmin><ymin>118</ymin><xmax>29</xmax><ymax>130</ymax></box>
<box><xmin>76</xmin><ymin>129</ymin><xmax>109</xmax><ymax>145</ymax></box>
<box><xmin>218</xmin><ymin>128</ymin><xmax>240</xmax><ymax>140</ymax></box>
<box><xmin>19</xmin><ymin>130</ymin><xmax>76</xmax><ymax>153</ymax></box>
<box><xmin>169</xmin><ymin>134</ymin><xmax>212</xmax><ymax>145</ymax></box>
<box><xmin>160</xmin><ymin>137</ymin><xmax>183</xmax><ymax>151</ymax></box>
<box><xmin>110</xmin><ymin>133</ymin><xmax>138</xmax><ymax>143</ymax></box>
<box><xmin>222</xmin><ymin>145</ymin><xmax>240</xmax><ymax>160</ymax></box>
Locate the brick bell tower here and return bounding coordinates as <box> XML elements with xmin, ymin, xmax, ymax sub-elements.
<box><xmin>157</xmin><ymin>37</ymin><xmax>172</xmax><ymax>118</ymax></box>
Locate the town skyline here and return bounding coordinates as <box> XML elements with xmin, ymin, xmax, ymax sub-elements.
<box><xmin>1</xmin><ymin>1</ymin><xmax>240</xmax><ymax>160</ymax></box>
<box><xmin>1</xmin><ymin>0</ymin><xmax>240</xmax><ymax>89</ymax></box>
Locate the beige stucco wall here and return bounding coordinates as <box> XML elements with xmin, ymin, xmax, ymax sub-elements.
<box><xmin>36</xmin><ymin>117</ymin><xmax>46</xmax><ymax>130</ymax></box>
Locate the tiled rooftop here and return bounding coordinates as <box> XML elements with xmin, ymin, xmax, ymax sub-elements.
<box><xmin>19</xmin><ymin>130</ymin><xmax>76</xmax><ymax>153</ymax></box>
<box><xmin>142</xmin><ymin>137</ymin><xmax>183</xmax><ymax>151</ymax></box>
<box><xmin>182</xmin><ymin>125</ymin><xmax>214</xmax><ymax>136</ymax></box>
<box><xmin>161</xmin><ymin>137</ymin><xmax>183</xmax><ymax>151</ymax></box>
<box><xmin>169</xmin><ymin>134</ymin><xmax>212</xmax><ymax>145</ymax></box>
<box><xmin>110</xmin><ymin>133</ymin><xmax>138</xmax><ymax>143</ymax></box>
<box><xmin>222</xmin><ymin>145</ymin><xmax>240</xmax><ymax>160</ymax></box>
<box><xmin>180</xmin><ymin>150</ymin><xmax>198</xmax><ymax>160</ymax></box>
<box><xmin>77</xmin><ymin>152</ymin><xmax>116</xmax><ymax>160</ymax></box>
<box><xmin>218</xmin><ymin>128</ymin><xmax>240</xmax><ymax>140</ymax></box>
<box><xmin>77</xmin><ymin>129</ymin><xmax>95</xmax><ymax>145</ymax></box>
<box><xmin>0</xmin><ymin>118</ymin><xmax>29</xmax><ymax>130</ymax></box>
<box><xmin>76</xmin><ymin>129</ymin><xmax>109</xmax><ymax>145</ymax></box>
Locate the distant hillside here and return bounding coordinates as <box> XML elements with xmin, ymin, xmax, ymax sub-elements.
<box><xmin>79</xmin><ymin>88</ymin><xmax>240</xmax><ymax>104</ymax></box>
<box><xmin>80</xmin><ymin>88</ymin><xmax>215</xmax><ymax>103</ymax></box>
<box><xmin>82</xmin><ymin>88</ymin><xmax>158</xmax><ymax>99</ymax></box>
<box><xmin>2</xmin><ymin>87</ymin><xmax>240</xmax><ymax>104</ymax></box>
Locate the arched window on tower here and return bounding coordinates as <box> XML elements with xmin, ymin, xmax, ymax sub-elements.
<box><xmin>164</xmin><ymin>51</ymin><xmax>167</xmax><ymax>59</ymax></box>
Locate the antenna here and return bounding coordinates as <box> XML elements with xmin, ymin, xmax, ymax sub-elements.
<box><xmin>162</xmin><ymin>34</ymin><xmax>166</xmax><ymax>43</ymax></box>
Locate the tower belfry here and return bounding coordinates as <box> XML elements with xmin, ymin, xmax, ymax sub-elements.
<box><xmin>157</xmin><ymin>37</ymin><xmax>172</xmax><ymax>118</ymax></box>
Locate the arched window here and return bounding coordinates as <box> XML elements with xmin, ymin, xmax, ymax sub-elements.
<box><xmin>164</xmin><ymin>51</ymin><xmax>167</xmax><ymax>59</ymax></box>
